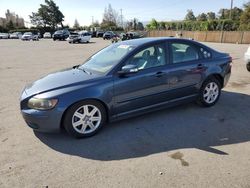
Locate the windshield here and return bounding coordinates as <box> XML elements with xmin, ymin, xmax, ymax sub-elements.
<box><xmin>79</xmin><ymin>44</ymin><xmax>135</xmax><ymax>74</ymax></box>
<box><xmin>24</xmin><ymin>32</ymin><xmax>32</xmax><ymax>35</ymax></box>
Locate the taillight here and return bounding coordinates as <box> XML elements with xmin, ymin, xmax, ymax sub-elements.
<box><xmin>229</xmin><ymin>56</ymin><xmax>232</xmax><ymax>63</ymax></box>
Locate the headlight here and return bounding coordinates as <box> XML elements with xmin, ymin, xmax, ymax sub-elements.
<box><xmin>28</xmin><ymin>97</ymin><xmax>58</xmax><ymax>110</ymax></box>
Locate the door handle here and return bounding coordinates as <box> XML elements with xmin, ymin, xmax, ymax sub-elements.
<box><xmin>155</xmin><ymin>71</ymin><xmax>166</xmax><ymax>78</ymax></box>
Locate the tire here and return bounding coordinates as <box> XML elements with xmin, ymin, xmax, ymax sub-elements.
<box><xmin>247</xmin><ymin>63</ymin><xmax>250</xmax><ymax>72</ymax></box>
<box><xmin>63</xmin><ymin>100</ymin><xmax>107</xmax><ymax>138</ymax></box>
<box><xmin>197</xmin><ymin>77</ymin><xmax>221</xmax><ymax>107</ymax></box>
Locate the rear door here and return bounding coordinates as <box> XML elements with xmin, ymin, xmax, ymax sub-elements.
<box><xmin>165</xmin><ymin>40</ymin><xmax>206</xmax><ymax>100</ymax></box>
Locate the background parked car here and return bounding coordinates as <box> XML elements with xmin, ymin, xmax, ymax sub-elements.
<box><xmin>53</xmin><ymin>29</ymin><xmax>70</xmax><ymax>41</ymax></box>
<box><xmin>0</xmin><ymin>33</ymin><xmax>9</xmax><ymax>39</ymax></box>
<box><xmin>67</xmin><ymin>31</ymin><xmax>92</xmax><ymax>44</ymax></box>
<box><xmin>43</xmin><ymin>32</ymin><xmax>52</xmax><ymax>38</ymax></box>
<box><xmin>21</xmin><ymin>32</ymin><xmax>39</xmax><ymax>41</ymax></box>
<box><xmin>96</xmin><ymin>31</ymin><xmax>104</xmax><ymax>38</ymax></box>
<box><xmin>245</xmin><ymin>46</ymin><xmax>250</xmax><ymax>72</ymax></box>
<box><xmin>103</xmin><ymin>31</ymin><xmax>115</xmax><ymax>40</ymax></box>
<box><xmin>10</xmin><ymin>32</ymin><xmax>22</xmax><ymax>39</ymax></box>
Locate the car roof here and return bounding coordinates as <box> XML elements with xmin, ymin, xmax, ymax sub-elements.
<box><xmin>119</xmin><ymin>37</ymin><xmax>214</xmax><ymax>51</ymax></box>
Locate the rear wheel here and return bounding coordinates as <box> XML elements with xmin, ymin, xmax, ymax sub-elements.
<box><xmin>63</xmin><ymin>100</ymin><xmax>107</xmax><ymax>138</ymax></box>
<box><xmin>197</xmin><ymin>77</ymin><xmax>221</xmax><ymax>107</ymax></box>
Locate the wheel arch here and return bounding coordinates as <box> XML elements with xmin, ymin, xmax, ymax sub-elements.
<box><xmin>203</xmin><ymin>73</ymin><xmax>224</xmax><ymax>88</ymax></box>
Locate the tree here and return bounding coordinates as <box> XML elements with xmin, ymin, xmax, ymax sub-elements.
<box><xmin>146</xmin><ymin>19</ymin><xmax>159</xmax><ymax>30</ymax></box>
<box><xmin>101</xmin><ymin>4</ymin><xmax>118</xmax><ymax>29</ymax></box>
<box><xmin>197</xmin><ymin>13</ymin><xmax>207</xmax><ymax>21</ymax></box>
<box><xmin>240</xmin><ymin>2</ymin><xmax>250</xmax><ymax>29</ymax></box>
<box><xmin>73</xmin><ymin>19</ymin><xmax>80</xmax><ymax>29</ymax></box>
<box><xmin>159</xmin><ymin>21</ymin><xmax>166</xmax><ymax>29</ymax></box>
<box><xmin>6</xmin><ymin>20</ymin><xmax>15</xmax><ymax>30</ymax></box>
<box><xmin>125</xmin><ymin>18</ymin><xmax>144</xmax><ymax>31</ymax></box>
<box><xmin>207</xmin><ymin>12</ymin><xmax>216</xmax><ymax>20</ymax></box>
<box><xmin>137</xmin><ymin>22</ymin><xmax>144</xmax><ymax>30</ymax></box>
<box><xmin>185</xmin><ymin>10</ymin><xmax>196</xmax><ymax>21</ymax></box>
<box><xmin>219</xmin><ymin>7</ymin><xmax>243</xmax><ymax>20</ymax></box>
<box><xmin>29</xmin><ymin>0</ymin><xmax>64</xmax><ymax>29</ymax></box>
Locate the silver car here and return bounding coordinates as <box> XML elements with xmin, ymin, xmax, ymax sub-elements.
<box><xmin>245</xmin><ymin>46</ymin><xmax>250</xmax><ymax>72</ymax></box>
<box><xmin>10</xmin><ymin>32</ymin><xmax>22</xmax><ymax>39</ymax></box>
<box><xmin>21</xmin><ymin>32</ymin><xmax>39</xmax><ymax>41</ymax></box>
<box><xmin>0</xmin><ymin>33</ymin><xmax>9</xmax><ymax>39</ymax></box>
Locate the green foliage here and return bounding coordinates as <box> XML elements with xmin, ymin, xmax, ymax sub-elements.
<box><xmin>0</xmin><ymin>26</ymin><xmax>8</xmax><ymax>32</ymax></box>
<box><xmin>240</xmin><ymin>1</ymin><xmax>250</xmax><ymax>30</ymax></box>
<box><xmin>146</xmin><ymin>19</ymin><xmax>159</xmax><ymax>30</ymax></box>
<box><xmin>207</xmin><ymin>12</ymin><xmax>216</xmax><ymax>20</ymax></box>
<box><xmin>147</xmin><ymin>5</ymin><xmax>246</xmax><ymax>31</ymax></box>
<box><xmin>197</xmin><ymin>13</ymin><xmax>207</xmax><ymax>21</ymax></box>
<box><xmin>153</xmin><ymin>20</ymin><xmax>240</xmax><ymax>31</ymax></box>
<box><xmin>29</xmin><ymin>0</ymin><xmax>64</xmax><ymax>29</ymax></box>
<box><xmin>219</xmin><ymin>7</ymin><xmax>243</xmax><ymax>20</ymax></box>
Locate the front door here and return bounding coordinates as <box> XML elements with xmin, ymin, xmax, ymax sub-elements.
<box><xmin>113</xmin><ymin>43</ymin><xmax>169</xmax><ymax>116</ymax></box>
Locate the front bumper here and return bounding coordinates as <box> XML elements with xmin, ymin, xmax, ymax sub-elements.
<box><xmin>21</xmin><ymin>109</ymin><xmax>62</xmax><ymax>133</ymax></box>
<box><xmin>244</xmin><ymin>53</ymin><xmax>250</xmax><ymax>64</ymax></box>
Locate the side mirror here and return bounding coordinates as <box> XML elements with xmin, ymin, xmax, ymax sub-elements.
<box><xmin>118</xmin><ymin>64</ymin><xmax>139</xmax><ymax>76</ymax></box>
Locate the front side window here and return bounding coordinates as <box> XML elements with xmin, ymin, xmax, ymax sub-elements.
<box><xmin>171</xmin><ymin>42</ymin><xmax>199</xmax><ymax>64</ymax></box>
<box><xmin>125</xmin><ymin>44</ymin><xmax>166</xmax><ymax>70</ymax></box>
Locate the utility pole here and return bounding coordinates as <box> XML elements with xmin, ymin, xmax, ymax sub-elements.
<box><xmin>92</xmin><ymin>16</ymin><xmax>94</xmax><ymax>25</ymax></box>
<box><xmin>229</xmin><ymin>0</ymin><xmax>233</xmax><ymax>19</ymax></box>
<box><xmin>120</xmin><ymin>9</ymin><xmax>123</xmax><ymax>29</ymax></box>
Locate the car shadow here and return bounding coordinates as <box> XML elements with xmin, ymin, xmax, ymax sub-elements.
<box><xmin>35</xmin><ymin>90</ymin><xmax>250</xmax><ymax>161</ymax></box>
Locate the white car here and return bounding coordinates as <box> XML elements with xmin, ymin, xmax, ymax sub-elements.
<box><xmin>0</xmin><ymin>33</ymin><xmax>9</xmax><ymax>39</ymax></box>
<box><xmin>21</xmin><ymin>32</ymin><xmax>39</xmax><ymax>41</ymax></box>
<box><xmin>10</xmin><ymin>32</ymin><xmax>22</xmax><ymax>39</ymax></box>
<box><xmin>67</xmin><ymin>32</ymin><xmax>91</xmax><ymax>43</ymax></box>
<box><xmin>245</xmin><ymin>46</ymin><xmax>250</xmax><ymax>72</ymax></box>
<box><xmin>43</xmin><ymin>32</ymin><xmax>51</xmax><ymax>38</ymax></box>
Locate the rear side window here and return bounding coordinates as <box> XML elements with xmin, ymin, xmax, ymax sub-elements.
<box><xmin>171</xmin><ymin>42</ymin><xmax>199</xmax><ymax>64</ymax></box>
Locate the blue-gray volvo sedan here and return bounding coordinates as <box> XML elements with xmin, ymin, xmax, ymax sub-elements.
<box><xmin>20</xmin><ymin>38</ymin><xmax>232</xmax><ymax>138</ymax></box>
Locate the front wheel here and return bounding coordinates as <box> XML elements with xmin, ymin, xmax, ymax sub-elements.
<box><xmin>197</xmin><ymin>78</ymin><xmax>221</xmax><ymax>107</ymax></box>
<box><xmin>246</xmin><ymin>63</ymin><xmax>250</xmax><ymax>72</ymax></box>
<box><xmin>63</xmin><ymin>100</ymin><xmax>107</xmax><ymax>138</ymax></box>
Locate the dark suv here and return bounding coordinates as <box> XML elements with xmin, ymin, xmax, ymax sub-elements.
<box><xmin>103</xmin><ymin>31</ymin><xmax>115</xmax><ymax>40</ymax></box>
<box><xmin>53</xmin><ymin>30</ymin><xmax>70</xmax><ymax>41</ymax></box>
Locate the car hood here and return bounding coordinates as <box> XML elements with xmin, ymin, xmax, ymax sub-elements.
<box><xmin>23</xmin><ymin>34</ymin><xmax>32</xmax><ymax>37</ymax></box>
<box><xmin>25</xmin><ymin>68</ymin><xmax>101</xmax><ymax>96</ymax></box>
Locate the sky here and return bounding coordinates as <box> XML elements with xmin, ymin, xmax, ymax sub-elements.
<box><xmin>0</xmin><ymin>0</ymin><xmax>248</xmax><ymax>27</ymax></box>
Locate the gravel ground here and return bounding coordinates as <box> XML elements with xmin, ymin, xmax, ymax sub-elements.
<box><xmin>0</xmin><ymin>38</ymin><xmax>250</xmax><ymax>188</ymax></box>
